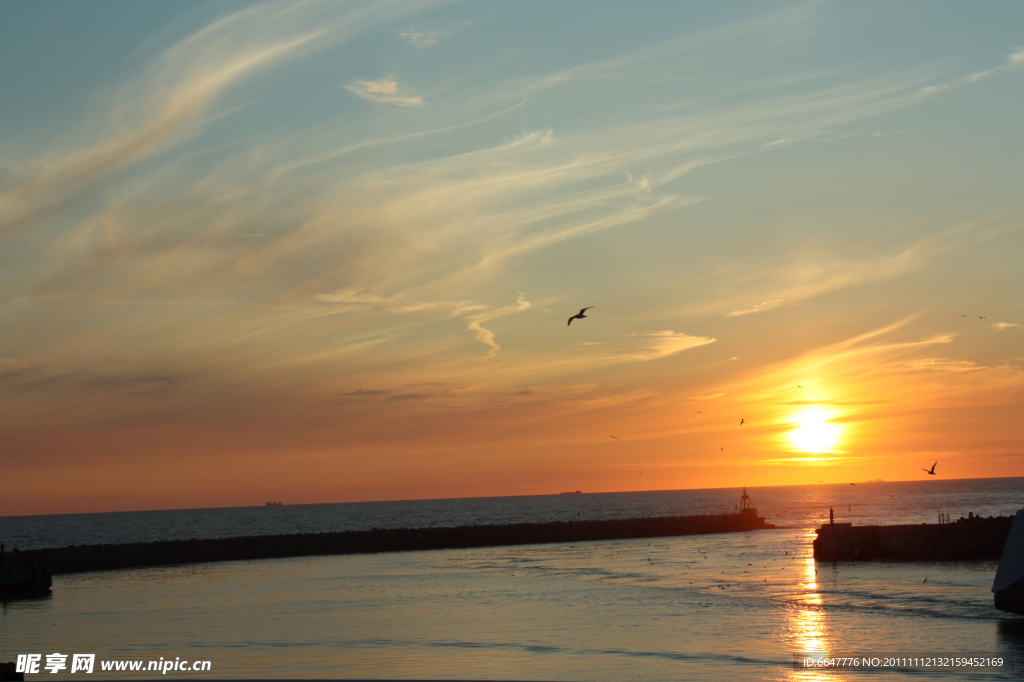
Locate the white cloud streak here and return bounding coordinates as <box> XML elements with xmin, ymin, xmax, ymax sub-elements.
<box><xmin>314</xmin><ymin>287</ymin><xmax>486</xmax><ymax>317</ymax></box>
<box><xmin>465</xmin><ymin>293</ymin><xmax>531</xmax><ymax>357</ymax></box>
<box><xmin>346</xmin><ymin>77</ymin><xmax>425</xmax><ymax>107</ymax></box>
<box><xmin>615</xmin><ymin>331</ymin><xmax>716</xmax><ymax>362</ymax></box>
<box><xmin>722</xmin><ymin>223</ymin><xmax>993</xmax><ymax>317</ymax></box>
<box><xmin>397</xmin><ymin>27</ymin><xmax>456</xmax><ymax>48</ymax></box>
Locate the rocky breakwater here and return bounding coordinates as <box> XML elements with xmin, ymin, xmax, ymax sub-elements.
<box><xmin>10</xmin><ymin>511</ymin><xmax>774</xmax><ymax>575</ymax></box>
<box><xmin>813</xmin><ymin>513</ymin><xmax>1013</xmax><ymax>561</ymax></box>
<box><xmin>0</xmin><ymin>541</ymin><xmax>51</xmax><ymax>598</ymax></box>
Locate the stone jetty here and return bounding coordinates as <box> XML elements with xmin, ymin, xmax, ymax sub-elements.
<box><xmin>0</xmin><ymin>541</ymin><xmax>52</xmax><ymax>598</ymax></box>
<box><xmin>813</xmin><ymin>512</ymin><xmax>1013</xmax><ymax>561</ymax></box>
<box><xmin>8</xmin><ymin>510</ymin><xmax>774</xmax><ymax>576</ymax></box>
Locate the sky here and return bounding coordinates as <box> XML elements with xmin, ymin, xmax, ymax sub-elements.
<box><xmin>1</xmin><ymin>1</ymin><xmax>1023</xmax><ymax>516</ymax></box>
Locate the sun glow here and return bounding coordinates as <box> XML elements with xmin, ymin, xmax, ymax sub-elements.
<box><xmin>788</xmin><ymin>410</ymin><xmax>841</xmax><ymax>453</ymax></box>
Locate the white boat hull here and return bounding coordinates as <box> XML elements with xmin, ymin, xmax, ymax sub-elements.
<box><xmin>993</xmin><ymin>508</ymin><xmax>1024</xmax><ymax>615</ymax></box>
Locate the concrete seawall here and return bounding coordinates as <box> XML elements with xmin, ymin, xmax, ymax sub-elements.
<box><xmin>9</xmin><ymin>511</ymin><xmax>774</xmax><ymax>575</ymax></box>
<box><xmin>813</xmin><ymin>515</ymin><xmax>1013</xmax><ymax>561</ymax></box>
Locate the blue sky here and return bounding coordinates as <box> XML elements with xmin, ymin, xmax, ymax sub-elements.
<box><xmin>2</xmin><ymin>1</ymin><xmax>1023</xmax><ymax>514</ymax></box>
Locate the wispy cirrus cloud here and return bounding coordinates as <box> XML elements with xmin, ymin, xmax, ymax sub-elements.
<box><xmin>397</xmin><ymin>21</ymin><xmax>469</xmax><ymax>47</ymax></box>
<box><xmin>729</xmin><ymin>300</ymin><xmax>783</xmax><ymax>317</ymax></box>
<box><xmin>314</xmin><ymin>287</ymin><xmax>528</xmax><ymax>356</ymax></box>
<box><xmin>346</xmin><ymin>77</ymin><xmax>424</xmax><ymax>106</ymax></box>
<box><xmin>397</xmin><ymin>28</ymin><xmax>445</xmax><ymax>47</ymax></box>
<box><xmin>721</xmin><ymin>316</ymin><xmax>1023</xmax><ymax>427</ymax></box>
<box><xmin>908</xmin><ymin>358</ymin><xmax>982</xmax><ymax>373</ymax></box>
<box><xmin>721</xmin><ymin>223</ymin><xmax>994</xmax><ymax>317</ymax></box>
<box><xmin>465</xmin><ymin>293</ymin><xmax>531</xmax><ymax>357</ymax></box>
<box><xmin>0</xmin><ymin>1</ymin><xmax>439</xmax><ymax>241</ymax></box>
<box><xmin>917</xmin><ymin>45</ymin><xmax>1024</xmax><ymax>97</ymax></box>
<box><xmin>314</xmin><ymin>287</ymin><xmax>484</xmax><ymax>316</ymax></box>
<box><xmin>615</xmin><ymin>331</ymin><xmax>716</xmax><ymax>362</ymax></box>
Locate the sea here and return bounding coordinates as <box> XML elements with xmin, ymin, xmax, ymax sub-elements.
<box><xmin>2</xmin><ymin>477</ymin><xmax>1023</xmax><ymax>681</ymax></box>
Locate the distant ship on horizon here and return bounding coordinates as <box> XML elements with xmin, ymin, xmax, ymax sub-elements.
<box><xmin>560</xmin><ymin>490</ymin><xmax>582</xmax><ymax>495</ymax></box>
<box><xmin>266</xmin><ymin>500</ymin><xmax>283</xmax><ymax>506</ymax></box>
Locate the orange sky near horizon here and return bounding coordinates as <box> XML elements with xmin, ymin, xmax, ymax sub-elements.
<box><xmin>5</xmin><ymin>308</ymin><xmax>1023</xmax><ymax>516</ymax></box>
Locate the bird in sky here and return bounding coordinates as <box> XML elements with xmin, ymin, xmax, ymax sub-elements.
<box><xmin>567</xmin><ymin>307</ymin><xmax>593</xmax><ymax>326</ymax></box>
<box><xmin>850</xmin><ymin>483</ymin><xmax>857</xmax><ymax>486</ymax></box>
<box><xmin>979</xmin><ymin>316</ymin><xmax>987</xmax><ymax>319</ymax></box>
<box><xmin>740</xmin><ymin>418</ymin><xmax>745</xmax><ymax>425</ymax></box>
<box><xmin>797</xmin><ymin>385</ymin><xmax>803</xmax><ymax>388</ymax></box>
<box><xmin>922</xmin><ymin>461</ymin><xmax>937</xmax><ymax>475</ymax></box>
<box><xmin>609</xmin><ymin>435</ymin><xmax>618</xmax><ymax>439</ymax></box>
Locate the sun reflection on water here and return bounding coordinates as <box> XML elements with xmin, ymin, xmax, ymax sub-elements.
<box><xmin>786</xmin><ymin>540</ymin><xmax>840</xmax><ymax>681</ymax></box>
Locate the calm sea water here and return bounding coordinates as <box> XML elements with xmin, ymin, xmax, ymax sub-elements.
<box><xmin>3</xmin><ymin>478</ymin><xmax>1022</xmax><ymax>551</ymax></box>
<box><xmin>3</xmin><ymin>478</ymin><xmax>1024</xmax><ymax>681</ymax></box>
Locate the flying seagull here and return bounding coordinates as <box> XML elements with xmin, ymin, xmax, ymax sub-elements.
<box><xmin>740</xmin><ymin>418</ymin><xmax>745</xmax><ymax>425</ymax></box>
<box><xmin>567</xmin><ymin>307</ymin><xmax>593</xmax><ymax>326</ymax></box>
<box><xmin>922</xmin><ymin>461</ymin><xmax>937</xmax><ymax>475</ymax></box>
<box><xmin>609</xmin><ymin>435</ymin><xmax>618</xmax><ymax>439</ymax></box>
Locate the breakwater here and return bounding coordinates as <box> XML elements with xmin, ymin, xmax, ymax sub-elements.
<box><xmin>0</xmin><ymin>566</ymin><xmax>51</xmax><ymax>598</ymax></box>
<box><xmin>1</xmin><ymin>542</ymin><xmax>52</xmax><ymax>597</ymax></box>
<box><xmin>8</xmin><ymin>511</ymin><xmax>774</xmax><ymax>575</ymax></box>
<box><xmin>813</xmin><ymin>514</ymin><xmax>1013</xmax><ymax>561</ymax></box>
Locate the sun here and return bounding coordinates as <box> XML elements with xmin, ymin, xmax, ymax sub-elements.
<box><xmin>788</xmin><ymin>410</ymin><xmax>841</xmax><ymax>453</ymax></box>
